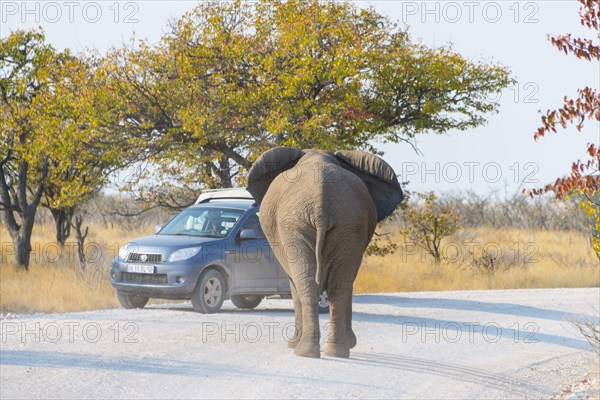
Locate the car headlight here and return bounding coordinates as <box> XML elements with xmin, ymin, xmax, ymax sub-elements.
<box><xmin>168</xmin><ymin>246</ymin><xmax>202</xmax><ymax>262</ymax></box>
<box><xmin>119</xmin><ymin>243</ymin><xmax>136</xmax><ymax>261</ymax></box>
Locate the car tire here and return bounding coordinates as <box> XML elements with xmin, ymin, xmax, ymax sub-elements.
<box><xmin>191</xmin><ymin>269</ymin><xmax>226</xmax><ymax>313</ymax></box>
<box><xmin>117</xmin><ymin>290</ymin><xmax>149</xmax><ymax>309</ymax></box>
<box><xmin>231</xmin><ymin>295</ymin><xmax>263</xmax><ymax>310</ymax></box>
<box><xmin>318</xmin><ymin>291</ymin><xmax>330</xmax><ymax>314</ymax></box>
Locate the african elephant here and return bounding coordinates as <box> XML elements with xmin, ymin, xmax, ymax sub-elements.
<box><xmin>247</xmin><ymin>147</ymin><xmax>403</xmax><ymax>358</ymax></box>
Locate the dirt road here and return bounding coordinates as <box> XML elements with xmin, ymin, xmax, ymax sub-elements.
<box><xmin>1</xmin><ymin>288</ymin><xmax>598</xmax><ymax>399</ymax></box>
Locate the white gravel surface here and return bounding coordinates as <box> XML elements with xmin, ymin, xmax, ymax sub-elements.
<box><xmin>1</xmin><ymin>288</ymin><xmax>599</xmax><ymax>399</ymax></box>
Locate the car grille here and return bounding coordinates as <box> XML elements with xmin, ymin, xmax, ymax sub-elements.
<box><xmin>128</xmin><ymin>253</ymin><xmax>163</xmax><ymax>263</ymax></box>
<box><xmin>122</xmin><ymin>272</ymin><xmax>168</xmax><ymax>285</ymax></box>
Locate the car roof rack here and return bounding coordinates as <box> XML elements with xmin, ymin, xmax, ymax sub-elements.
<box><xmin>195</xmin><ymin>188</ymin><xmax>255</xmax><ymax>204</ymax></box>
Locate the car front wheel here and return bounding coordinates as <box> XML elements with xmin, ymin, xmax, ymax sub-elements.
<box><xmin>231</xmin><ymin>295</ymin><xmax>263</xmax><ymax>310</ymax></box>
<box><xmin>117</xmin><ymin>290</ymin><xmax>149</xmax><ymax>309</ymax></box>
<box><xmin>191</xmin><ymin>269</ymin><xmax>226</xmax><ymax>313</ymax></box>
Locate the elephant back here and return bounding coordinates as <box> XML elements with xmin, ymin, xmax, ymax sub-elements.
<box><xmin>247</xmin><ymin>147</ymin><xmax>403</xmax><ymax>222</ymax></box>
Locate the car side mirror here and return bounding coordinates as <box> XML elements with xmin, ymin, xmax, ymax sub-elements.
<box><xmin>239</xmin><ymin>229</ymin><xmax>259</xmax><ymax>240</ymax></box>
<box><xmin>155</xmin><ymin>224</ymin><xmax>163</xmax><ymax>234</ymax></box>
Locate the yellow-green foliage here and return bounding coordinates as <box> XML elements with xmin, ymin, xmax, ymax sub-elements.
<box><xmin>105</xmin><ymin>0</ymin><xmax>513</xmax><ymax>195</ymax></box>
<box><xmin>1</xmin><ymin>30</ymin><xmax>129</xmax><ymax>211</ymax></box>
<box><xmin>399</xmin><ymin>192</ymin><xmax>460</xmax><ymax>263</ymax></box>
<box><xmin>578</xmin><ymin>198</ymin><xmax>600</xmax><ymax>254</ymax></box>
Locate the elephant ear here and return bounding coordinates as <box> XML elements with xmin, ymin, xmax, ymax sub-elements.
<box><xmin>334</xmin><ymin>150</ymin><xmax>404</xmax><ymax>222</ymax></box>
<box><xmin>247</xmin><ymin>147</ymin><xmax>305</xmax><ymax>204</ymax></box>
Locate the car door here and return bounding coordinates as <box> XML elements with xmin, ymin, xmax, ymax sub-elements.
<box><xmin>229</xmin><ymin>211</ymin><xmax>281</xmax><ymax>293</ymax></box>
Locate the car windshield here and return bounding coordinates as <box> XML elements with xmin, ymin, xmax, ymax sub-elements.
<box><xmin>158</xmin><ymin>207</ymin><xmax>244</xmax><ymax>238</ymax></box>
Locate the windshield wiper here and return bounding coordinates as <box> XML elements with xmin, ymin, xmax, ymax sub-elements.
<box><xmin>160</xmin><ymin>233</ymin><xmax>221</xmax><ymax>238</ymax></box>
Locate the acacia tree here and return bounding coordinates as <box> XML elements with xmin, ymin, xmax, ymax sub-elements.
<box><xmin>532</xmin><ymin>0</ymin><xmax>600</xmax><ymax>252</ymax></box>
<box><xmin>0</xmin><ymin>31</ymin><xmax>56</xmax><ymax>269</ymax></box>
<box><xmin>1</xmin><ymin>30</ymin><xmax>133</xmax><ymax>267</ymax></box>
<box><xmin>39</xmin><ymin>52</ymin><xmax>132</xmax><ymax>246</ymax></box>
<box><xmin>400</xmin><ymin>192</ymin><xmax>460</xmax><ymax>264</ymax></box>
<box><xmin>111</xmin><ymin>0</ymin><xmax>512</xmax><ymax>209</ymax></box>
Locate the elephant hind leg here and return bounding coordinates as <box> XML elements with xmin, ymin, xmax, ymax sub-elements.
<box><xmin>292</xmin><ymin>299</ymin><xmax>321</xmax><ymax>358</ymax></box>
<box><xmin>346</xmin><ymin>295</ymin><xmax>357</xmax><ymax>349</ymax></box>
<box><xmin>287</xmin><ymin>278</ymin><xmax>302</xmax><ymax>349</ymax></box>
<box><xmin>324</xmin><ymin>286</ymin><xmax>353</xmax><ymax>358</ymax></box>
<box><xmin>285</xmin><ymin>243</ymin><xmax>321</xmax><ymax>358</ymax></box>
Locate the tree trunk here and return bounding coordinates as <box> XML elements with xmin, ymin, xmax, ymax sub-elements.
<box><xmin>73</xmin><ymin>215</ymin><xmax>89</xmax><ymax>271</ymax></box>
<box><xmin>15</xmin><ymin>235</ymin><xmax>32</xmax><ymax>271</ymax></box>
<box><xmin>11</xmin><ymin>207</ymin><xmax>36</xmax><ymax>271</ymax></box>
<box><xmin>50</xmin><ymin>207</ymin><xmax>73</xmax><ymax>247</ymax></box>
<box><xmin>0</xmin><ymin>157</ymin><xmax>49</xmax><ymax>271</ymax></box>
<box><xmin>217</xmin><ymin>156</ymin><xmax>232</xmax><ymax>188</ymax></box>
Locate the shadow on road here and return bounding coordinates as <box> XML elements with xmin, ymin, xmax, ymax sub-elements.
<box><xmin>0</xmin><ymin>350</ymin><xmax>392</xmax><ymax>392</ymax></box>
<box><xmin>352</xmin><ymin>294</ymin><xmax>594</xmax><ymax>321</ymax></box>
<box><xmin>351</xmin><ymin>311</ymin><xmax>591</xmax><ymax>350</ymax></box>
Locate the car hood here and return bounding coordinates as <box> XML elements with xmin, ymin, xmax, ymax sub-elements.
<box><xmin>129</xmin><ymin>234</ymin><xmax>221</xmax><ymax>248</ymax></box>
<box><xmin>122</xmin><ymin>234</ymin><xmax>224</xmax><ymax>260</ymax></box>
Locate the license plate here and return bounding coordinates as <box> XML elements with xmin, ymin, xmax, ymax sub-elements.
<box><xmin>127</xmin><ymin>264</ymin><xmax>155</xmax><ymax>274</ymax></box>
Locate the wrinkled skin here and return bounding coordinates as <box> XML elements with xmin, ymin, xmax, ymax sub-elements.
<box><xmin>247</xmin><ymin>148</ymin><xmax>402</xmax><ymax>358</ymax></box>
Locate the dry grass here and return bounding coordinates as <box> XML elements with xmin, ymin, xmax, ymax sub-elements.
<box><xmin>355</xmin><ymin>227</ymin><xmax>600</xmax><ymax>293</ymax></box>
<box><xmin>0</xmin><ymin>224</ymin><xmax>149</xmax><ymax>314</ymax></box>
<box><xmin>1</xmin><ymin>224</ymin><xmax>599</xmax><ymax>314</ymax></box>
<box><xmin>0</xmin><ymin>263</ymin><xmax>118</xmax><ymax>314</ymax></box>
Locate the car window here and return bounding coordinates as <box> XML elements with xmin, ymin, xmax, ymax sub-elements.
<box><xmin>159</xmin><ymin>208</ymin><xmax>244</xmax><ymax>237</ymax></box>
<box><xmin>241</xmin><ymin>212</ymin><xmax>265</xmax><ymax>237</ymax></box>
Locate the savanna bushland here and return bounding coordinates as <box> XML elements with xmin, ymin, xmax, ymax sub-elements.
<box><xmin>1</xmin><ymin>191</ymin><xmax>598</xmax><ymax>314</ymax></box>
<box><xmin>1</xmin><ymin>0</ymin><xmax>598</xmax><ymax>314</ymax></box>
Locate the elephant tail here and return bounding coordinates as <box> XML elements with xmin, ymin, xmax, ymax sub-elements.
<box><xmin>315</xmin><ymin>218</ymin><xmax>326</xmax><ymax>291</ymax></box>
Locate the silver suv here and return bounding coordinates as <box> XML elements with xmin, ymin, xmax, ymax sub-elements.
<box><xmin>110</xmin><ymin>189</ymin><xmax>329</xmax><ymax>313</ymax></box>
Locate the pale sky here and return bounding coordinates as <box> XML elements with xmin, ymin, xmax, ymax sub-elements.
<box><xmin>1</xmin><ymin>0</ymin><xmax>598</xmax><ymax>196</ymax></box>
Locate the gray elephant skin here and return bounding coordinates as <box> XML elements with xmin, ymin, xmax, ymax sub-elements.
<box><xmin>247</xmin><ymin>147</ymin><xmax>403</xmax><ymax>358</ymax></box>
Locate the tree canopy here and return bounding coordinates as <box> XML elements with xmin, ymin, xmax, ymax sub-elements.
<box><xmin>0</xmin><ymin>31</ymin><xmax>132</xmax><ymax>266</ymax></box>
<box><xmin>1</xmin><ymin>0</ymin><xmax>514</xmax><ymax>267</ymax></box>
<box><xmin>110</xmin><ymin>0</ymin><xmax>512</xmax><ymax>208</ymax></box>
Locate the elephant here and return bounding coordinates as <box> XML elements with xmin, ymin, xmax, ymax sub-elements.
<box><xmin>247</xmin><ymin>147</ymin><xmax>403</xmax><ymax>358</ymax></box>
